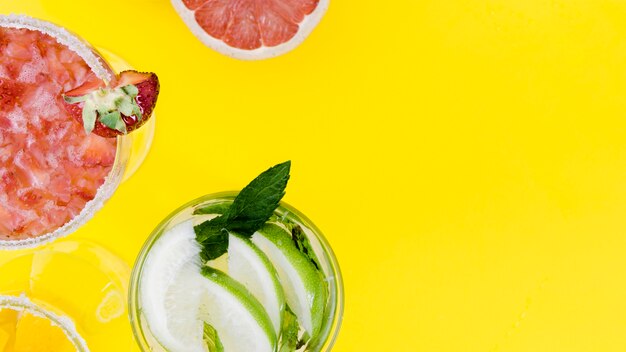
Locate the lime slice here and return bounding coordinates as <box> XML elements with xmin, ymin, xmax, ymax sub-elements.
<box><xmin>252</xmin><ymin>224</ymin><xmax>327</xmax><ymax>339</ymax></box>
<box><xmin>140</xmin><ymin>220</ymin><xmax>205</xmax><ymax>352</ymax></box>
<box><xmin>199</xmin><ymin>267</ymin><xmax>277</xmax><ymax>352</ymax></box>
<box><xmin>228</xmin><ymin>233</ymin><xmax>285</xmax><ymax>334</ymax></box>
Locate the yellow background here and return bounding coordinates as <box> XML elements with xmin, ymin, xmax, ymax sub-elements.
<box><xmin>2</xmin><ymin>0</ymin><xmax>626</xmax><ymax>350</ymax></box>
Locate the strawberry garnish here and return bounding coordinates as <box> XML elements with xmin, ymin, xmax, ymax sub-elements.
<box><xmin>62</xmin><ymin>70</ymin><xmax>159</xmax><ymax>138</ymax></box>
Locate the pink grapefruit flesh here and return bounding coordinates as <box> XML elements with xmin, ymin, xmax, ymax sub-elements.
<box><xmin>0</xmin><ymin>27</ymin><xmax>117</xmax><ymax>240</ymax></box>
<box><xmin>173</xmin><ymin>0</ymin><xmax>328</xmax><ymax>59</ymax></box>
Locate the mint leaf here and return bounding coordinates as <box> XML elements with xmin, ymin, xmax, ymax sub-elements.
<box><xmin>194</xmin><ymin>161</ymin><xmax>291</xmax><ymax>262</ymax></box>
<box><xmin>291</xmin><ymin>224</ymin><xmax>321</xmax><ymax>271</ymax></box>
<box><xmin>203</xmin><ymin>322</ymin><xmax>224</xmax><ymax>352</ymax></box>
<box><xmin>279</xmin><ymin>306</ymin><xmax>301</xmax><ymax>352</ymax></box>
<box><xmin>195</xmin><ymin>216</ymin><xmax>229</xmax><ymax>261</ymax></box>
<box><xmin>193</xmin><ymin>202</ymin><xmax>231</xmax><ymax>216</ymax></box>
<box><xmin>225</xmin><ymin>161</ymin><xmax>291</xmax><ymax>236</ymax></box>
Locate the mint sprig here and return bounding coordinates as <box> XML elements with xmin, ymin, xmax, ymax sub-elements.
<box><xmin>195</xmin><ymin>161</ymin><xmax>291</xmax><ymax>261</ymax></box>
<box><xmin>225</xmin><ymin>161</ymin><xmax>290</xmax><ymax>236</ymax></box>
<box><xmin>195</xmin><ymin>216</ymin><xmax>229</xmax><ymax>262</ymax></box>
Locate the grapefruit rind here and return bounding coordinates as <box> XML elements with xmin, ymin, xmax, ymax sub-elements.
<box><xmin>170</xmin><ymin>0</ymin><xmax>329</xmax><ymax>60</ymax></box>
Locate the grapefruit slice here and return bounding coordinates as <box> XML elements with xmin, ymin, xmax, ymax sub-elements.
<box><xmin>171</xmin><ymin>0</ymin><xmax>329</xmax><ymax>60</ymax></box>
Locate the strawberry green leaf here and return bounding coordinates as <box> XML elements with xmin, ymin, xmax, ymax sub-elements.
<box><xmin>121</xmin><ymin>84</ymin><xmax>138</xmax><ymax>97</ymax></box>
<box><xmin>100</xmin><ymin>111</ymin><xmax>123</xmax><ymax>132</ymax></box>
<box><xmin>63</xmin><ymin>95</ymin><xmax>87</xmax><ymax>104</ymax></box>
<box><xmin>96</xmin><ymin>107</ymin><xmax>109</xmax><ymax>117</ymax></box>
<box><xmin>115</xmin><ymin>118</ymin><xmax>127</xmax><ymax>133</ymax></box>
<box><xmin>81</xmin><ymin>100</ymin><xmax>97</xmax><ymax>133</ymax></box>
<box><xmin>116</xmin><ymin>96</ymin><xmax>134</xmax><ymax>116</ymax></box>
<box><xmin>131</xmin><ymin>101</ymin><xmax>143</xmax><ymax>120</ymax></box>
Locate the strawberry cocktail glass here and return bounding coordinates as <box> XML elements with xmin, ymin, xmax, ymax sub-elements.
<box><xmin>0</xmin><ymin>15</ymin><xmax>159</xmax><ymax>249</ymax></box>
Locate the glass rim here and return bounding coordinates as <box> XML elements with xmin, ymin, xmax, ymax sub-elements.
<box><xmin>0</xmin><ymin>294</ymin><xmax>90</xmax><ymax>352</ymax></box>
<box><xmin>0</xmin><ymin>15</ymin><xmax>132</xmax><ymax>250</ymax></box>
<box><xmin>129</xmin><ymin>191</ymin><xmax>344</xmax><ymax>352</ymax></box>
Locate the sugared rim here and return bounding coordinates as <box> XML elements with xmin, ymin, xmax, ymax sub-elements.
<box><xmin>129</xmin><ymin>192</ymin><xmax>344</xmax><ymax>351</ymax></box>
<box><xmin>0</xmin><ymin>294</ymin><xmax>90</xmax><ymax>352</ymax></box>
<box><xmin>0</xmin><ymin>14</ymin><xmax>129</xmax><ymax>250</ymax></box>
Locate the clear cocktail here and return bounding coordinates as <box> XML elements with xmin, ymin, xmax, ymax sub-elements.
<box><xmin>130</xmin><ymin>163</ymin><xmax>344</xmax><ymax>352</ymax></box>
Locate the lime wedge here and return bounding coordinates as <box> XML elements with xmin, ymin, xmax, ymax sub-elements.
<box><xmin>228</xmin><ymin>233</ymin><xmax>285</xmax><ymax>334</ymax></box>
<box><xmin>252</xmin><ymin>224</ymin><xmax>327</xmax><ymax>339</ymax></box>
<box><xmin>200</xmin><ymin>267</ymin><xmax>277</xmax><ymax>352</ymax></box>
<box><xmin>140</xmin><ymin>220</ymin><xmax>205</xmax><ymax>352</ymax></box>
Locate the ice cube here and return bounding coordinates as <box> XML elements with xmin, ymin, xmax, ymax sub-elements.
<box><xmin>45</xmin><ymin>120</ymin><xmax>71</xmax><ymax>145</ymax></box>
<box><xmin>7</xmin><ymin>107</ymin><xmax>27</xmax><ymax>134</ymax></box>
<box><xmin>22</xmin><ymin>85</ymin><xmax>60</xmax><ymax>120</ymax></box>
<box><xmin>58</xmin><ymin>48</ymin><xmax>75</xmax><ymax>64</ymax></box>
<box><xmin>0</xmin><ymin>145</ymin><xmax>11</xmax><ymax>163</ymax></box>
<box><xmin>17</xmin><ymin>48</ymin><xmax>44</xmax><ymax>83</ymax></box>
<box><xmin>13</xmin><ymin>150</ymin><xmax>50</xmax><ymax>188</ymax></box>
<box><xmin>5</xmin><ymin>42</ymin><xmax>31</xmax><ymax>60</ymax></box>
